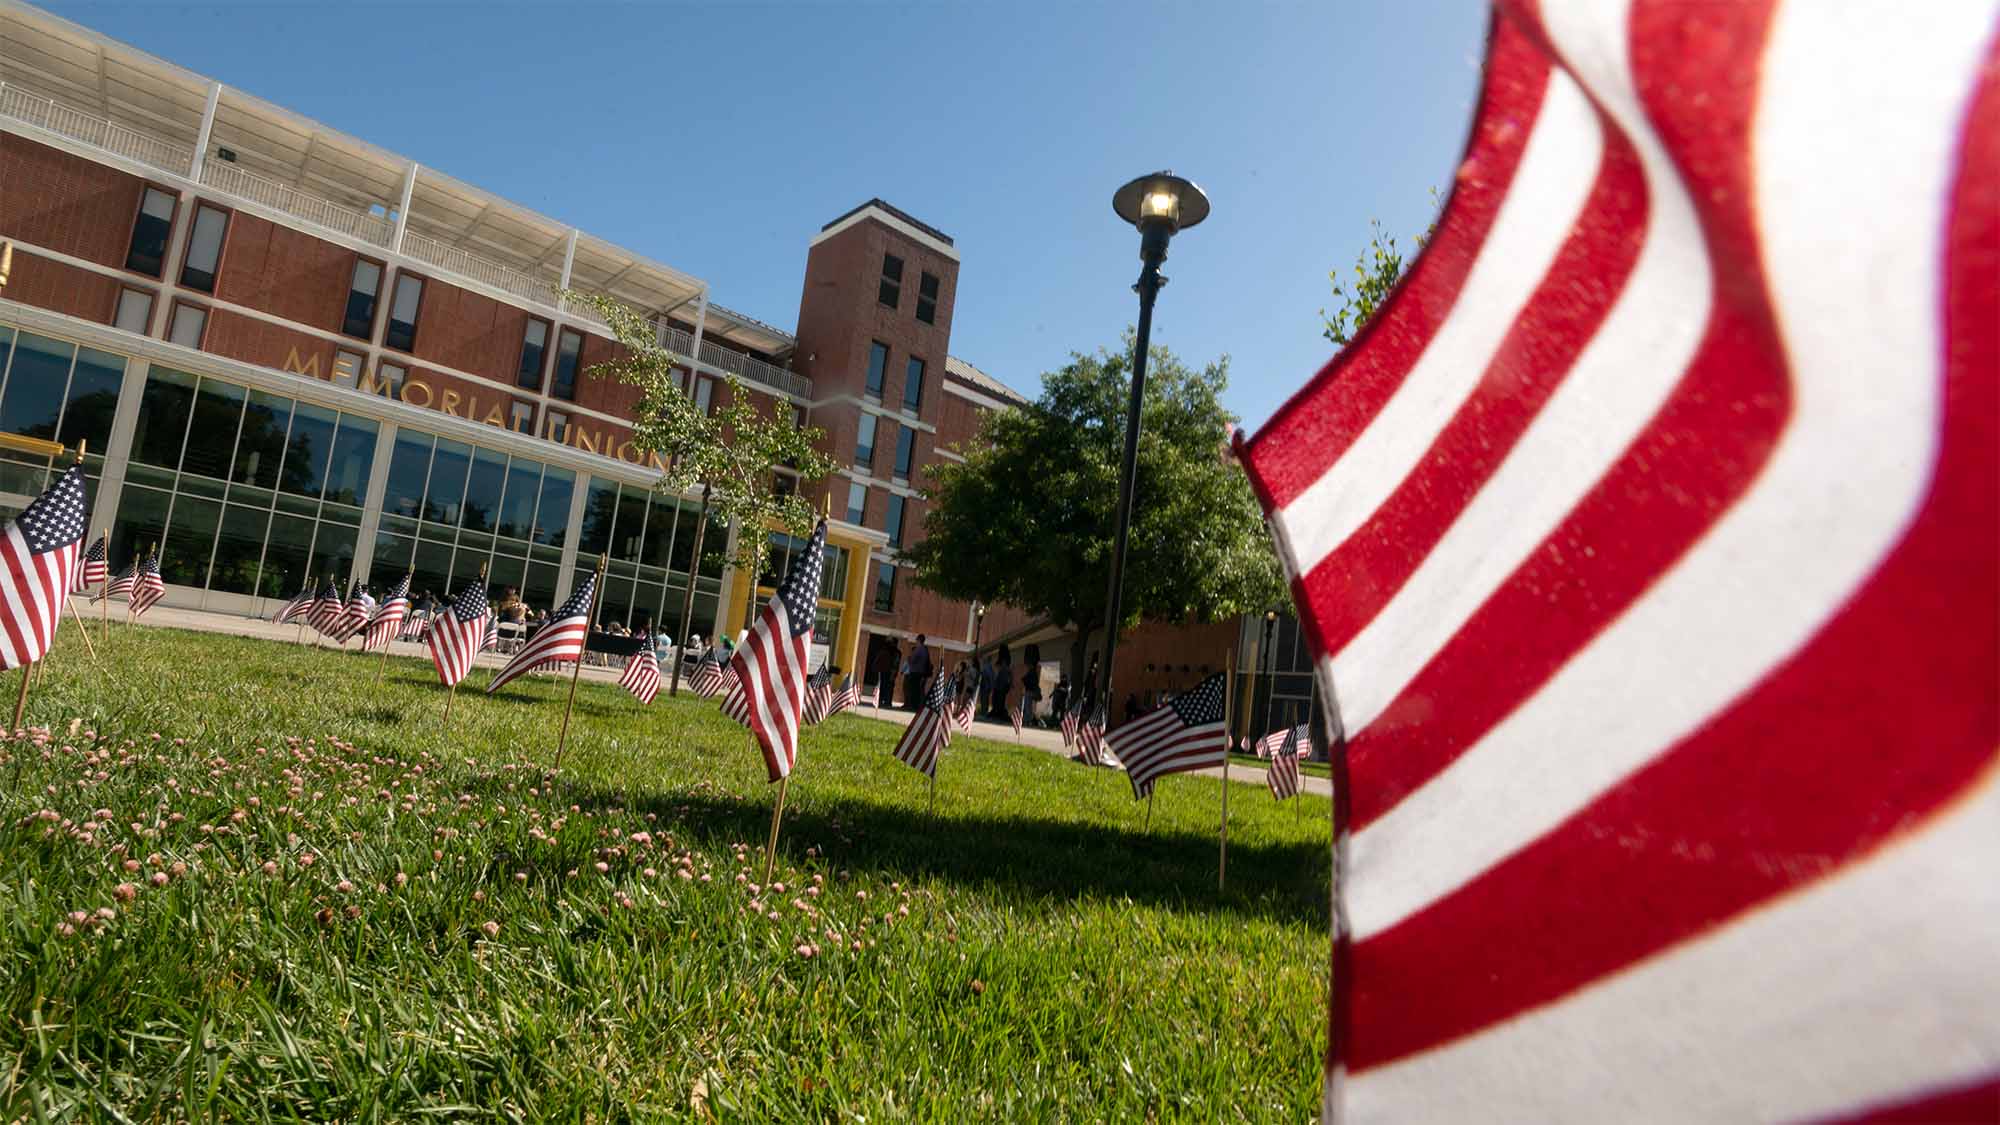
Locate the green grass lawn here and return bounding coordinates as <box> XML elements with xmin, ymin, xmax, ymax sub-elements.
<box><xmin>1225</xmin><ymin>752</ymin><xmax>1332</xmax><ymax>780</ymax></box>
<box><xmin>0</xmin><ymin>625</ymin><xmax>1329</xmax><ymax>1121</ymax></box>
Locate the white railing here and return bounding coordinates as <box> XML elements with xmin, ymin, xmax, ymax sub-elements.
<box><xmin>199</xmin><ymin>160</ymin><xmax>393</xmax><ymax>246</ymax></box>
<box><xmin>700</xmin><ymin>336</ymin><xmax>811</xmax><ymax>398</ymax></box>
<box><xmin>0</xmin><ymin>82</ymin><xmax>194</xmax><ymax>176</ymax></box>
<box><xmin>401</xmin><ymin>230</ymin><xmax>562</xmax><ymax>308</ymax></box>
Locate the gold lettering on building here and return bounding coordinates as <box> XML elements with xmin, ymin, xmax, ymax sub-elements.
<box><xmin>482</xmin><ymin>402</ymin><xmax>508</xmax><ymax>429</ymax></box>
<box><xmin>281</xmin><ymin>347</ymin><xmax>322</xmax><ymax>379</ymax></box>
<box><xmin>440</xmin><ymin>389</ymin><xmax>462</xmax><ymax>417</ymax></box>
<box><xmin>614</xmin><ymin>440</ymin><xmax>644</xmax><ymax>465</ymax></box>
<box><xmin>571</xmin><ymin>428</ymin><xmax>599</xmax><ymax>455</ymax></box>
<box><xmin>359</xmin><ymin>373</ymin><xmax>396</xmax><ymax>398</ymax></box>
<box><xmin>400</xmin><ymin>380</ymin><xmax>435</xmax><ymax>409</ymax></box>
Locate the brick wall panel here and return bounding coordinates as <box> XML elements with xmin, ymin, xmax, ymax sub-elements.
<box><xmin>213</xmin><ymin>213</ymin><xmax>353</xmax><ymax>335</ymax></box>
<box><xmin>405</xmin><ymin>276</ymin><xmax>530</xmax><ymax>386</ymax></box>
<box><xmin>0</xmin><ymin>134</ymin><xmax>146</xmax><ymax>269</ymax></box>
<box><xmin>3</xmin><ymin>251</ymin><xmax>122</xmax><ymax>323</ymax></box>
<box><xmin>203</xmin><ymin>308</ymin><xmax>337</xmax><ymax>380</ymax></box>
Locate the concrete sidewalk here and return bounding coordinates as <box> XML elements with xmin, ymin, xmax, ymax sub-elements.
<box><xmin>89</xmin><ymin>600</ymin><xmax>1332</xmax><ymax>798</ymax></box>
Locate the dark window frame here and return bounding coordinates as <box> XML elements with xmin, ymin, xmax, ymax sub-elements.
<box><xmin>903</xmin><ymin>356</ymin><xmax>925</xmax><ymax>411</ymax></box>
<box><xmin>854</xmin><ymin>412</ymin><xmax>876</xmax><ymax>468</ymax></box>
<box><xmin>873</xmin><ymin>562</ymin><xmax>896</xmax><ymax>612</ymax></box>
<box><xmin>167</xmin><ymin>299</ymin><xmax>211</xmax><ymax>350</ymax></box>
<box><xmin>878</xmin><ymin>253</ymin><xmax>902</xmax><ymax>308</ymax></box>
<box><xmin>342</xmin><ymin>255</ymin><xmax>386</xmax><ymax>340</ymax></box>
<box><xmin>113</xmin><ymin>286</ymin><xmax>155</xmax><ymax>334</ymax></box>
<box><xmin>916</xmin><ymin>272</ymin><xmax>940</xmax><ymax>325</ymax></box>
<box><xmin>884</xmin><ymin>493</ymin><xmax>905</xmax><ymax>546</ymax></box>
<box><xmin>516</xmin><ymin>316</ymin><xmax>553</xmax><ymax>390</ymax></box>
<box><xmin>865</xmin><ymin>341</ymin><xmax>889</xmax><ymax>397</ymax></box>
<box><xmin>893</xmin><ymin>424</ymin><xmax>916</xmax><ymax>479</ymax></box>
<box><xmin>178</xmin><ymin>201</ymin><xmax>233</xmax><ymax>294</ymax></box>
<box><xmin>383</xmin><ymin>270</ymin><xmax>429</xmax><ymax>354</ymax></box>
<box><xmin>550</xmin><ymin>327</ymin><xmax>585</xmax><ymax>401</ymax></box>
<box><xmin>124</xmin><ymin>184</ymin><xmax>180</xmax><ymax>279</ymax></box>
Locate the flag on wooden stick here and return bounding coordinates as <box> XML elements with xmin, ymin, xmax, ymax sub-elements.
<box><xmin>1232</xmin><ymin>2</ymin><xmax>1999</xmax><ymax>1118</ymax></box>
<box><xmin>426</xmin><ymin>580</ymin><xmax>490</xmax><ymax>689</ymax></box>
<box><xmin>486</xmin><ymin>573</ymin><xmax>595</xmax><ymax>693</ymax></box>
<box><xmin>892</xmin><ymin>674</ymin><xmax>954</xmax><ymax>779</ymax></box>
<box><xmin>1107</xmin><ymin>674</ymin><xmax>1228</xmax><ymax>798</ymax></box>
<box><xmin>128</xmin><ymin>550</ymin><xmax>165</xmax><ymax>618</ymax></box>
<box><xmin>0</xmin><ymin>464</ymin><xmax>85</xmax><ymax>669</ymax></box>
<box><xmin>619</xmin><ymin>648</ymin><xmax>661</xmax><ymax>704</ymax></box>
<box><xmin>72</xmin><ymin>530</ymin><xmax>106</xmax><ymax>594</ymax></box>
<box><xmin>364</xmin><ymin>573</ymin><xmax>411</xmax><ymax>650</ymax></box>
<box><xmin>1266</xmin><ymin>724</ymin><xmax>1304</xmax><ymax>802</ymax></box>
<box><xmin>273</xmin><ymin>575</ymin><xmax>315</xmax><ymax>624</ymax></box>
<box><xmin>305</xmin><ymin>576</ymin><xmax>344</xmax><ymax>636</ymax></box>
<box><xmin>730</xmin><ymin>518</ymin><xmax>826</xmax><ymax>784</ymax></box>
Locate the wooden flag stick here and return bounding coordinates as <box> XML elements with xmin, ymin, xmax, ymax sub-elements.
<box><xmin>762</xmin><ymin>773</ymin><xmax>790</xmax><ymax>883</ymax></box>
<box><xmin>928</xmin><ymin>770</ymin><xmax>936</xmax><ymax>817</ymax></box>
<box><xmin>373</xmin><ymin>570</ymin><xmax>408</xmax><ymax>686</ymax></box>
<box><xmin>552</xmin><ymin>554</ymin><xmax>608</xmax><ymax>772</ymax></box>
<box><xmin>1220</xmin><ymin>647</ymin><xmax>1235</xmax><ymax>893</ymax></box>
<box><xmin>1145</xmin><ymin>789</ymin><xmax>1155</xmax><ymax>831</ymax></box>
<box><xmin>62</xmin><ymin>597</ymin><xmax>97</xmax><ymax>662</ymax></box>
<box><xmin>99</xmin><ymin>565</ymin><xmax>109</xmax><ymax>647</ymax></box>
<box><xmin>12</xmin><ymin>661</ymin><xmax>32</xmax><ymax>732</ymax></box>
<box><xmin>444</xmin><ymin>681</ymin><xmax>457</xmax><ymax>723</ymax></box>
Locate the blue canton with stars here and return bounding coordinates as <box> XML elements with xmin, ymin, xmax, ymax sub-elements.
<box><xmin>927</xmin><ymin>674</ymin><xmax>956</xmax><ymax>714</ymax></box>
<box><xmin>553</xmin><ymin>572</ymin><xmax>596</xmax><ymax>621</ymax></box>
<box><xmin>16</xmin><ymin>466</ymin><xmax>87</xmax><ymax>555</ymax></box>
<box><xmin>447</xmin><ymin>580</ymin><xmax>490</xmax><ymax>623</ymax></box>
<box><xmin>775</xmin><ymin>519</ymin><xmax>827</xmax><ymax>638</ymax></box>
<box><xmin>1169</xmin><ymin>673</ymin><xmax>1228</xmax><ymax>728</ymax></box>
<box><xmin>82</xmin><ymin>532</ymin><xmax>106</xmax><ymax>564</ymax></box>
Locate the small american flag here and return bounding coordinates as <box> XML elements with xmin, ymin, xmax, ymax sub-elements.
<box><xmin>1076</xmin><ymin>710</ymin><xmax>1107</xmax><ymax>768</ymax></box>
<box><xmin>1009</xmin><ymin>696</ymin><xmax>1023</xmax><ymax>736</ymax></box>
<box><xmin>892</xmin><ymin>674</ymin><xmax>955</xmax><ymax>779</ymax></box>
<box><xmin>729</xmin><ymin>518</ymin><xmax>826</xmax><ymax>783</ymax></box>
<box><xmin>827</xmin><ymin>676</ymin><xmax>859</xmax><ymax>719</ymax></box>
<box><xmin>273</xmin><ymin>575</ymin><xmax>314</xmax><ymax>624</ymax></box>
<box><xmin>336</xmin><ymin>581</ymin><xmax>373</xmax><ymax>641</ymax></box>
<box><xmin>480</xmin><ymin>616</ymin><xmax>499</xmax><ymax>653</ymax></box>
<box><xmin>128</xmin><ymin>550</ymin><xmax>166</xmax><ymax>618</ymax></box>
<box><xmin>306</xmin><ymin>576</ymin><xmax>345</xmax><ymax>636</ymax></box>
<box><xmin>0</xmin><ymin>465</ymin><xmax>85</xmax><ymax>669</ymax></box>
<box><xmin>1108</xmin><ymin>674</ymin><xmax>1228</xmax><ymax>798</ymax></box>
<box><xmin>425</xmin><ymin>580</ymin><xmax>490</xmax><ymax>688</ymax></box>
<box><xmin>951</xmin><ymin>694</ymin><xmax>974</xmax><ymax>734</ymax></box>
<box><xmin>487</xmin><ymin>573</ymin><xmax>595</xmax><ymax>694</ymax></box>
<box><xmin>97</xmin><ymin>564</ymin><xmax>134</xmax><ymax>602</ymax></box>
<box><xmin>1254</xmin><ymin>727</ymin><xmax>1290</xmax><ymax>760</ymax></box>
<box><xmin>364</xmin><ymin>573</ymin><xmax>411</xmax><ymax>650</ymax></box>
<box><xmin>73</xmin><ymin>530</ymin><xmax>107</xmax><ymax>593</ymax></box>
<box><xmin>802</xmin><ymin>669</ymin><xmax>834</xmax><ymax>725</ymax></box>
<box><xmin>1061</xmin><ymin>705</ymin><xmax>1079</xmax><ymax>748</ymax></box>
<box><xmin>619</xmin><ymin>648</ymin><xmax>661</xmax><ymax>704</ymax></box>
<box><xmin>720</xmin><ymin>672</ymin><xmax>750</xmax><ymax>726</ymax></box>
<box><xmin>1267</xmin><ymin>724</ymin><xmax>1304</xmax><ymax>802</ymax></box>
<box><xmin>688</xmin><ymin>650</ymin><xmax>729</xmax><ymax>698</ymax></box>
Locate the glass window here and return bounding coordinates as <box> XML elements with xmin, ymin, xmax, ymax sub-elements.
<box><xmin>373</xmin><ymin>363</ymin><xmax>407</xmax><ymax>399</ymax></box>
<box><xmin>209</xmin><ymin>503</ymin><xmax>272</xmax><ymax>596</ymax></box>
<box><xmin>509</xmin><ymin>400</ymin><xmax>534</xmax><ymax>433</ymax></box>
<box><xmin>411</xmin><ymin>537</ymin><xmax>452</xmax><ymax>604</ymax></box>
<box><xmin>495</xmin><ymin>456</ymin><xmax>541</xmax><ymax>542</ymax></box>
<box><xmin>461</xmin><ymin>446</ymin><xmax>507</xmax><ymax>532</ymax></box>
<box><xmin>132</xmin><ymin>367</ymin><xmax>196</xmax><ymax>469</ymax></box>
<box><xmin>371</xmin><ymin>531</ymin><xmax>415</xmax><ymax>581</ymax></box>
<box><xmin>517</xmin><ymin>320</ymin><xmax>549</xmax><ymax>388</ymax></box>
<box><xmin>639</xmin><ymin>495</ymin><xmax>675</xmax><ymax>569</ymax></box>
<box><xmin>854</xmin><ymin>412</ymin><xmax>876</xmax><ymax>468</ymax></box>
<box><xmin>552</xmin><ymin>329</ymin><xmax>583</xmax><ymax>400</ymax></box>
<box><xmin>182</xmin><ymin>378</ymin><xmax>246</xmax><ymax>481</ymax></box>
<box><xmin>866</xmin><ymin>342</ymin><xmax>888</xmax><ymax>397</ymax></box>
<box><xmin>109</xmin><ymin>485</ymin><xmax>169</xmax><ymax>573</ymax></box>
<box><xmin>669</xmin><ymin>501</ymin><xmax>702</xmax><ymax>575</ymax></box>
<box><xmin>693</xmin><ymin>377</ymin><xmax>713</xmax><ymax>415</ymax></box>
<box><xmin>544</xmin><ymin>409</ymin><xmax>570</xmax><ymax>442</ymax></box>
<box><xmin>57</xmin><ymin>346</ymin><xmax>124</xmax><ymax>454</ymax></box>
<box><xmin>382</xmin><ymin>432</ymin><xmax>433</xmax><ymax>519</ymax></box>
<box><xmin>534</xmin><ymin>466</ymin><xmax>574</xmax><ymax>546</ymax></box>
<box><xmin>386</xmin><ymin>274</ymin><xmax>424</xmax><ymax>352</ymax></box>
<box><xmin>878</xmin><ymin>253</ymin><xmax>902</xmax><ymax>308</ymax></box>
<box><xmin>894</xmin><ymin>424</ymin><xmax>915</xmax><ymax>479</ymax></box>
<box><xmin>917</xmin><ymin>272</ymin><xmax>940</xmax><ymax>325</ymax></box>
<box><xmin>579</xmin><ymin>477</ymin><xmax>619</xmax><ymax>555</ymax></box>
<box><xmin>903</xmin><ymin>356</ymin><xmax>925</xmax><ymax>411</ymax></box>
<box><xmin>126</xmin><ymin>188</ymin><xmax>175</xmax><ymax>277</ymax></box>
<box><xmin>523</xmin><ymin>561</ymin><xmax>560</xmax><ymax>614</ymax></box>
<box><xmin>233</xmin><ymin>390</ymin><xmax>291</xmax><ymax>489</ymax></box>
<box><xmin>0</xmin><ymin>332</ymin><xmax>74</xmax><ymax>441</ymax></box>
<box><xmin>845</xmin><ymin>481</ymin><xmax>866</xmax><ymax>524</ymax></box>
<box><xmin>613</xmin><ymin>485</ymin><xmax>647</xmax><ymax>561</ymax></box>
<box><xmin>114</xmin><ymin>288</ymin><xmax>153</xmax><ymax>333</ymax></box>
<box><xmin>874</xmin><ymin>562</ymin><xmax>895</xmax><ymax>612</ymax></box>
<box><xmin>161</xmin><ymin>494</ymin><xmax>220</xmax><ymax>588</ymax></box>
<box><xmin>813</xmin><ymin>605</ymin><xmax>843</xmax><ymax>643</ymax></box>
<box><xmin>322</xmin><ymin>415</ymin><xmax>377</xmax><ymax>506</ymax></box>
<box><xmin>423</xmin><ymin>439</ymin><xmax>471</xmax><ymax>525</ymax></box>
<box><xmin>331</xmin><ymin>350</ymin><xmax>365</xmax><ymax>389</ymax></box>
<box><xmin>169</xmin><ymin>303</ymin><xmax>206</xmax><ymax>348</ymax></box>
<box><xmin>179</xmin><ymin>205</ymin><xmax>228</xmax><ymax>292</ymax></box>
<box><xmin>343</xmin><ymin>259</ymin><xmax>381</xmax><ymax>339</ymax></box>
<box><xmin>310</xmin><ymin>521</ymin><xmax>358</xmax><ymax>583</ymax></box>
<box><xmin>885</xmin><ymin>494</ymin><xmax>905</xmax><ymax>546</ymax></box>
<box><xmin>278</xmin><ymin>401</ymin><xmax>337</xmax><ymax>499</ymax></box>
<box><xmin>821</xmin><ymin>543</ymin><xmax>849</xmax><ymax>601</ymax></box>
<box><xmin>599</xmin><ymin>570</ymin><xmax>635</xmax><ymax>629</ymax></box>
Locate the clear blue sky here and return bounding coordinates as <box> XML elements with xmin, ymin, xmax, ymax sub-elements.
<box><xmin>49</xmin><ymin>1</ymin><xmax>1489</xmax><ymax>431</ymax></box>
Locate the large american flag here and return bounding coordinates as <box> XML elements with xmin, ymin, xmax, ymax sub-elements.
<box><xmin>486</xmin><ymin>573</ymin><xmax>595</xmax><ymax>694</ymax></box>
<box><xmin>272</xmin><ymin>574</ymin><xmax>314</xmax><ymax>624</ymax></box>
<box><xmin>363</xmin><ymin>572</ymin><xmax>411</xmax><ymax>650</ymax></box>
<box><xmin>688</xmin><ymin>649</ymin><xmax>730</xmax><ymax>698</ymax></box>
<box><xmin>1266</xmin><ymin>724</ymin><xmax>1303</xmax><ymax>802</ymax></box>
<box><xmin>425</xmin><ymin>580</ymin><xmax>490</xmax><ymax>688</ymax></box>
<box><xmin>730</xmin><ymin>519</ymin><xmax>826</xmax><ymax>784</ymax></box>
<box><xmin>72</xmin><ymin>530</ymin><xmax>106</xmax><ymax>594</ymax></box>
<box><xmin>619</xmin><ymin>648</ymin><xmax>661</xmax><ymax>705</ymax></box>
<box><xmin>128</xmin><ymin>550</ymin><xmax>165</xmax><ymax>617</ymax></box>
<box><xmin>1235</xmin><ymin>4</ymin><xmax>1999</xmax><ymax>1120</ymax></box>
<box><xmin>1107</xmin><ymin>674</ymin><xmax>1229</xmax><ymax>798</ymax></box>
<box><xmin>891</xmin><ymin>674</ymin><xmax>955</xmax><ymax>779</ymax></box>
<box><xmin>0</xmin><ymin>465</ymin><xmax>85</xmax><ymax>669</ymax></box>
<box><xmin>305</xmin><ymin>576</ymin><xmax>344</xmax><ymax>636</ymax></box>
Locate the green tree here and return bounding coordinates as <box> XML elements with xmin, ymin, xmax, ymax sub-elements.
<box><xmin>1321</xmin><ymin>218</ymin><xmax>1417</xmax><ymax>348</ymax></box>
<box><xmin>574</xmin><ymin>293</ymin><xmax>836</xmax><ymax>693</ymax></box>
<box><xmin>904</xmin><ymin>336</ymin><xmax>1284</xmax><ymax>681</ymax></box>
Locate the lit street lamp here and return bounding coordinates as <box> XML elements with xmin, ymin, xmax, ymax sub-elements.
<box><xmin>1096</xmin><ymin>171</ymin><xmax>1210</xmax><ymax>724</ymax></box>
<box><xmin>971</xmin><ymin>600</ymin><xmax>986</xmax><ymax>654</ymax></box>
<box><xmin>1262</xmin><ymin>608</ymin><xmax>1279</xmax><ymax>738</ymax></box>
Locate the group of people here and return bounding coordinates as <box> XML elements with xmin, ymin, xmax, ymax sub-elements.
<box><xmin>865</xmin><ymin>637</ymin><xmax>1105</xmax><ymax>730</ymax></box>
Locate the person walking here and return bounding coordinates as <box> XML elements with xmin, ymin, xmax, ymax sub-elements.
<box><xmin>976</xmin><ymin>655</ymin><xmax>996</xmax><ymax>716</ymax></box>
<box><xmin>988</xmin><ymin>643</ymin><xmax>1013</xmax><ymax>721</ymax></box>
<box><xmin>870</xmin><ymin>643</ymin><xmax>896</xmax><ymax>708</ymax></box>
<box><xmin>902</xmin><ymin>634</ymin><xmax>931</xmax><ymax>711</ymax></box>
<box><xmin>1019</xmin><ymin>643</ymin><xmax>1044</xmax><ymax>726</ymax></box>
<box><xmin>1079</xmin><ymin>653</ymin><xmax>1101</xmax><ymax>719</ymax></box>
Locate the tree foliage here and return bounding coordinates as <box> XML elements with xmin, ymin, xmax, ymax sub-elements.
<box><xmin>904</xmin><ymin>336</ymin><xmax>1284</xmax><ymax>675</ymax></box>
<box><xmin>1320</xmin><ymin>218</ymin><xmax>1417</xmax><ymax>349</ymax></box>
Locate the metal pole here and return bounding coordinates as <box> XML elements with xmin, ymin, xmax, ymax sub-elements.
<box><xmin>1220</xmin><ymin>648</ymin><xmax>1233</xmax><ymax>892</ymax></box>
<box><xmin>1262</xmin><ymin>614</ymin><xmax>1279</xmax><ymax>740</ymax></box>
<box><xmin>668</xmin><ymin>485</ymin><xmax>711</xmax><ymax>697</ymax></box>
<box><xmin>1096</xmin><ymin>220</ymin><xmax>1173</xmax><ymax>726</ymax></box>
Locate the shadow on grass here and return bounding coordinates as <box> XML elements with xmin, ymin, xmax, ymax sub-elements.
<box><xmin>518</xmin><ymin>772</ymin><xmax>1330</xmax><ymax>930</ymax></box>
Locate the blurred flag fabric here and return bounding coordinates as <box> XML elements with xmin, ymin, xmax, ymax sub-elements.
<box><xmin>1232</xmin><ymin>2</ymin><xmax>1999</xmax><ymax>1119</ymax></box>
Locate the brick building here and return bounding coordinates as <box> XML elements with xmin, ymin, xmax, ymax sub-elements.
<box><xmin>0</xmin><ymin>1</ymin><xmax>1030</xmax><ymax>685</ymax></box>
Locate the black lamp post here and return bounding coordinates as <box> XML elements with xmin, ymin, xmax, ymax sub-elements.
<box><xmin>1261</xmin><ymin>609</ymin><xmax>1280</xmax><ymax>738</ymax></box>
<box><xmin>971</xmin><ymin>601</ymin><xmax>986</xmax><ymax>655</ymax></box>
<box><xmin>1096</xmin><ymin>170</ymin><xmax>1210</xmax><ymax>722</ymax></box>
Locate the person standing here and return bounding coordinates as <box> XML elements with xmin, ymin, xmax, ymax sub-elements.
<box><xmin>1079</xmin><ymin>653</ymin><xmax>1101</xmax><ymax>719</ymax></box>
<box><xmin>902</xmin><ymin>634</ymin><xmax>931</xmax><ymax>711</ymax></box>
<box><xmin>871</xmin><ymin>643</ymin><xmax>896</xmax><ymax>708</ymax></box>
<box><xmin>988</xmin><ymin>643</ymin><xmax>1013</xmax><ymax>721</ymax></box>
<box><xmin>1019</xmin><ymin>643</ymin><xmax>1044</xmax><ymax>726</ymax></box>
<box><xmin>977</xmin><ymin>655</ymin><xmax>996</xmax><ymax>716</ymax></box>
